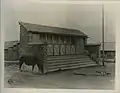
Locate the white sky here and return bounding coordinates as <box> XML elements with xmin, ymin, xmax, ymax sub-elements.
<box><xmin>3</xmin><ymin>0</ymin><xmax>116</xmax><ymax>43</ymax></box>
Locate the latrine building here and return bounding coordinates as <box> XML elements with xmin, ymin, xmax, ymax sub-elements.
<box><xmin>19</xmin><ymin>22</ymin><xmax>98</xmax><ymax>73</ymax></box>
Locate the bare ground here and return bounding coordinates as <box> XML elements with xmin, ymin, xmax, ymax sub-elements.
<box><xmin>4</xmin><ymin>62</ymin><xmax>115</xmax><ymax>90</ymax></box>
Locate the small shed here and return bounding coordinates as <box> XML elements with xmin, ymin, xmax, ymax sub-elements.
<box><xmin>100</xmin><ymin>42</ymin><xmax>115</xmax><ymax>62</ymax></box>
<box><xmin>4</xmin><ymin>41</ymin><xmax>20</xmax><ymax>61</ymax></box>
<box><xmin>85</xmin><ymin>43</ymin><xmax>101</xmax><ymax>58</ymax></box>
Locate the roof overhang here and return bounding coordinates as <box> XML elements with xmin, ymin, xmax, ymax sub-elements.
<box><xmin>19</xmin><ymin>22</ymin><xmax>88</xmax><ymax>37</ymax></box>
<box><xmin>28</xmin><ymin>30</ymin><xmax>88</xmax><ymax>37</ymax></box>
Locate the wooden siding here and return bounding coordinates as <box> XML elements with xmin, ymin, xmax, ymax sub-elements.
<box><xmin>27</xmin><ymin>32</ymin><xmax>85</xmax><ymax>55</ymax></box>
<box><xmin>20</xmin><ymin>25</ymin><xmax>29</xmax><ymax>56</ymax></box>
<box><xmin>4</xmin><ymin>44</ymin><xmax>20</xmax><ymax>61</ymax></box>
<box><xmin>85</xmin><ymin>45</ymin><xmax>101</xmax><ymax>58</ymax></box>
<box><xmin>28</xmin><ymin>33</ymin><xmax>79</xmax><ymax>45</ymax></box>
<box><xmin>101</xmin><ymin>51</ymin><xmax>115</xmax><ymax>59</ymax></box>
<box><xmin>46</xmin><ymin>44</ymin><xmax>76</xmax><ymax>56</ymax></box>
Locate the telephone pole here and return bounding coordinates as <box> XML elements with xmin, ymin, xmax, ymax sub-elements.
<box><xmin>102</xmin><ymin>4</ymin><xmax>105</xmax><ymax>66</ymax></box>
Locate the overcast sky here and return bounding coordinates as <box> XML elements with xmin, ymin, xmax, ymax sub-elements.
<box><xmin>3</xmin><ymin>0</ymin><xmax>116</xmax><ymax>43</ymax></box>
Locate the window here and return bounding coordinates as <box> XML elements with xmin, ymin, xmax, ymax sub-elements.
<box><xmin>71</xmin><ymin>37</ymin><xmax>75</xmax><ymax>44</ymax></box>
<box><xmin>66</xmin><ymin>36</ymin><xmax>70</xmax><ymax>44</ymax></box>
<box><xmin>47</xmin><ymin>34</ymin><xmax>52</xmax><ymax>43</ymax></box>
<box><xmin>39</xmin><ymin>34</ymin><xmax>45</xmax><ymax>43</ymax></box>
<box><xmin>60</xmin><ymin>36</ymin><xmax>67</xmax><ymax>44</ymax></box>
<box><xmin>83</xmin><ymin>38</ymin><xmax>86</xmax><ymax>44</ymax></box>
<box><xmin>60</xmin><ymin>36</ymin><xmax>64</xmax><ymax>44</ymax></box>
<box><xmin>28</xmin><ymin>32</ymin><xmax>32</xmax><ymax>42</ymax></box>
<box><xmin>54</xmin><ymin>35</ymin><xmax>58</xmax><ymax>44</ymax></box>
<box><xmin>107</xmin><ymin>52</ymin><xmax>114</xmax><ymax>58</ymax></box>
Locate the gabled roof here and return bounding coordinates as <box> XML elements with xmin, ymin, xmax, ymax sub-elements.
<box><xmin>4</xmin><ymin>41</ymin><xmax>19</xmax><ymax>49</ymax></box>
<box><xmin>100</xmin><ymin>42</ymin><xmax>115</xmax><ymax>51</ymax></box>
<box><xmin>19</xmin><ymin>22</ymin><xmax>88</xmax><ymax>37</ymax></box>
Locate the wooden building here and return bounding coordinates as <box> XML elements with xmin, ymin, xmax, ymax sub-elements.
<box><xmin>85</xmin><ymin>43</ymin><xmax>101</xmax><ymax>58</ymax></box>
<box><xmin>19</xmin><ymin>22</ymin><xmax>98</xmax><ymax>73</ymax></box>
<box><xmin>4</xmin><ymin>41</ymin><xmax>20</xmax><ymax>61</ymax></box>
<box><xmin>100</xmin><ymin>42</ymin><xmax>115</xmax><ymax>62</ymax></box>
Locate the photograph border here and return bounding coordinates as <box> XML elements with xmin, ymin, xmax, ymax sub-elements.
<box><xmin>1</xmin><ymin>0</ymin><xmax>120</xmax><ymax>93</ymax></box>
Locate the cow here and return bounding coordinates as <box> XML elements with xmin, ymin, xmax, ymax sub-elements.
<box><xmin>19</xmin><ymin>54</ymin><xmax>43</xmax><ymax>74</ymax></box>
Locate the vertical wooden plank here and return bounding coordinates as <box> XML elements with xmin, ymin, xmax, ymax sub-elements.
<box><xmin>76</xmin><ymin>37</ymin><xmax>80</xmax><ymax>54</ymax></box>
<box><xmin>40</xmin><ymin>33</ymin><xmax>43</xmax><ymax>43</ymax></box>
<box><xmin>80</xmin><ymin>38</ymin><xmax>84</xmax><ymax>54</ymax></box>
<box><xmin>59</xmin><ymin>44</ymin><xmax>61</xmax><ymax>55</ymax></box>
<box><xmin>51</xmin><ymin>35</ymin><xmax>54</xmax><ymax>56</ymax></box>
<box><xmin>54</xmin><ymin>45</ymin><xmax>59</xmax><ymax>56</ymax></box>
<box><xmin>70</xmin><ymin>36</ymin><xmax>71</xmax><ymax>44</ymax></box>
<box><xmin>74</xmin><ymin>37</ymin><xmax>76</xmax><ymax>54</ymax></box>
<box><xmin>70</xmin><ymin>36</ymin><xmax>72</xmax><ymax>54</ymax></box>
<box><xmin>52</xmin><ymin>35</ymin><xmax>54</xmax><ymax>44</ymax></box>
<box><xmin>64</xmin><ymin>36</ymin><xmax>66</xmax><ymax>55</ymax></box>
<box><xmin>58</xmin><ymin>36</ymin><xmax>61</xmax><ymax>55</ymax></box>
<box><xmin>45</xmin><ymin>34</ymin><xmax>47</xmax><ymax>42</ymax></box>
<box><xmin>53</xmin><ymin>44</ymin><xmax>54</xmax><ymax>56</ymax></box>
<box><xmin>58</xmin><ymin>36</ymin><xmax>60</xmax><ymax>44</ymax></box>
<box><xmin>98</xmin><ymin>45</ymin><xmax>101</xmax><ymax>60</ymax></box>
<box><xmin>65</xmin><ymin>44</ymin><xmax>66</xmax><ymax>55</ymax></box>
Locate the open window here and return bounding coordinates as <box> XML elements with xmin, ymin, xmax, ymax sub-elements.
<box><xmin>71</xmin><ymin>36</ymin><xmax>75</xmax><ymax>45</ymax></box>
<box><xmin>28</xmin><ymin>32</ymin><xmax>33</xmax><ymax>42</ymax></box>
<box><xmin>39</xmin><ymin>33</ymin><xmax>45</xmax><ymax>43</ymax></box>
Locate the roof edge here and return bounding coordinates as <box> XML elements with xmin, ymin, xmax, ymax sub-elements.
<box><xmin>28</xmin><ymin>30</ymin><xmax>88</xmax><ymax>37</ymax></box>
<box><xmin>18</xmin><ymin>21</ymin><xmax>88</xmax><ymax>37</ymax></box>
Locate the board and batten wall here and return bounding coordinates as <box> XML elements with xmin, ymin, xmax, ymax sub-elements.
<box><xmin>27</xmin><ymin>32</ymin><xmax>85</xmax><ymax>54</ymax></box>
<box><xmin>19</xmin><ymin>26</ymin><xmax>30</xmax><ymax>56</ymax></box>
<box><xmin>4</xmin><ymin>44</ymin><xmax>20</xmax><ymax>61</ymax></box>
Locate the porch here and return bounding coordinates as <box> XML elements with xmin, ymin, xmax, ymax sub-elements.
<box><xmin>25</xmin><ymin>43</ymin><xmax>98</xmax><ymax>73</ymax></box>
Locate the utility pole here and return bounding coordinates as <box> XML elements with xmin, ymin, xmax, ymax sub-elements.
<box><xmin>102</xmin><ymin>4</ymin><xmax>105</xmax><ymax>66</ymax></box>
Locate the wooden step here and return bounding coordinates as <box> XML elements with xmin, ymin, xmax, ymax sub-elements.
<box><xmin>46</xmin><ymin>55</ymin><xmax>89</xmax><ymax>61</ymax></box>
<box><xmin>46</xmin><ymin>60</ymin><xmax>95</xmax><ymax>66</ymax></box>
<box><xmin>47</xmin><ymin>63</ymin><xmax>98</xmax><ymax>72</ymax></box>
<box><xmin>46</xmin><ymin>56</ymin><xmax>90</xmax><ymax>61</ymax></box>
<box><xmin>47</xmin><ymin>54</ymin><xmax>85</xmax><ymax>58</ymax></box>
<box><xmin>61</xmin><ymin>63</ymin><xmax>97</xmax><ymax>70</ymax></box>
<box><xmin>47</xmin><ymin>62</ymin><xmax>97</xmax><ymax>70</ymax></box>
<box><xmin>46</xmin><ymin>58</ymin><xmax>92</xmax><ymax>63</ymax></box>
<box><xmin>44</xmin><ymin>54</ymin><xmax>98</xmax><ymax>73</ymax></box>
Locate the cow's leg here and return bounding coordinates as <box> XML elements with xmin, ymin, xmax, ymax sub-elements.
<box><xmin>37</xmin><ymin>64</ymin><xmax>41</xmax><ymax>73</ymax></box>
<box><xmin>19</xmin><ymin>61</ymin><xmax>23</xmax><ymax>72</ymax></box>
<box><xmin>32</xmin><ymin>65</ymin><xmax>35</xmax><ymax>71</ymax></box>
<box><xmin>37</xmin><ymin>64</ymin><xmax>43</xmax><ymax>75</ymax></box>
<box><xmin>40</xmin><ymin>63</ymin><xmax>44</xmax><ymax>75</ymax></box>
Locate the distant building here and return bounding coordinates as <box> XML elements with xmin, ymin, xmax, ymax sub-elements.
<box><xmin>85</xmin><ymin>43</ymin><xmax>101</xmax><ymax>58</ymax></box>
<box><xmin>4</xmin><ymin>41</ymin><xmax>20</xmax><ymax>61</ymax></box>
<box><xmin>19</xmin><ymin>22</ymin><xmax>98</xmax><ymax>74</ymax></box>
<box><xmin>100</xmin><ymin>42</ymin><xmax>115</xmax><ymax>62</ymax></box>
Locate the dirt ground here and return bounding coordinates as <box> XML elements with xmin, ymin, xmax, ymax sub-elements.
<box><xmin>4</xmin><ymin>62</ymin><xmax>115</xmax><ymax>90</ymax></box>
